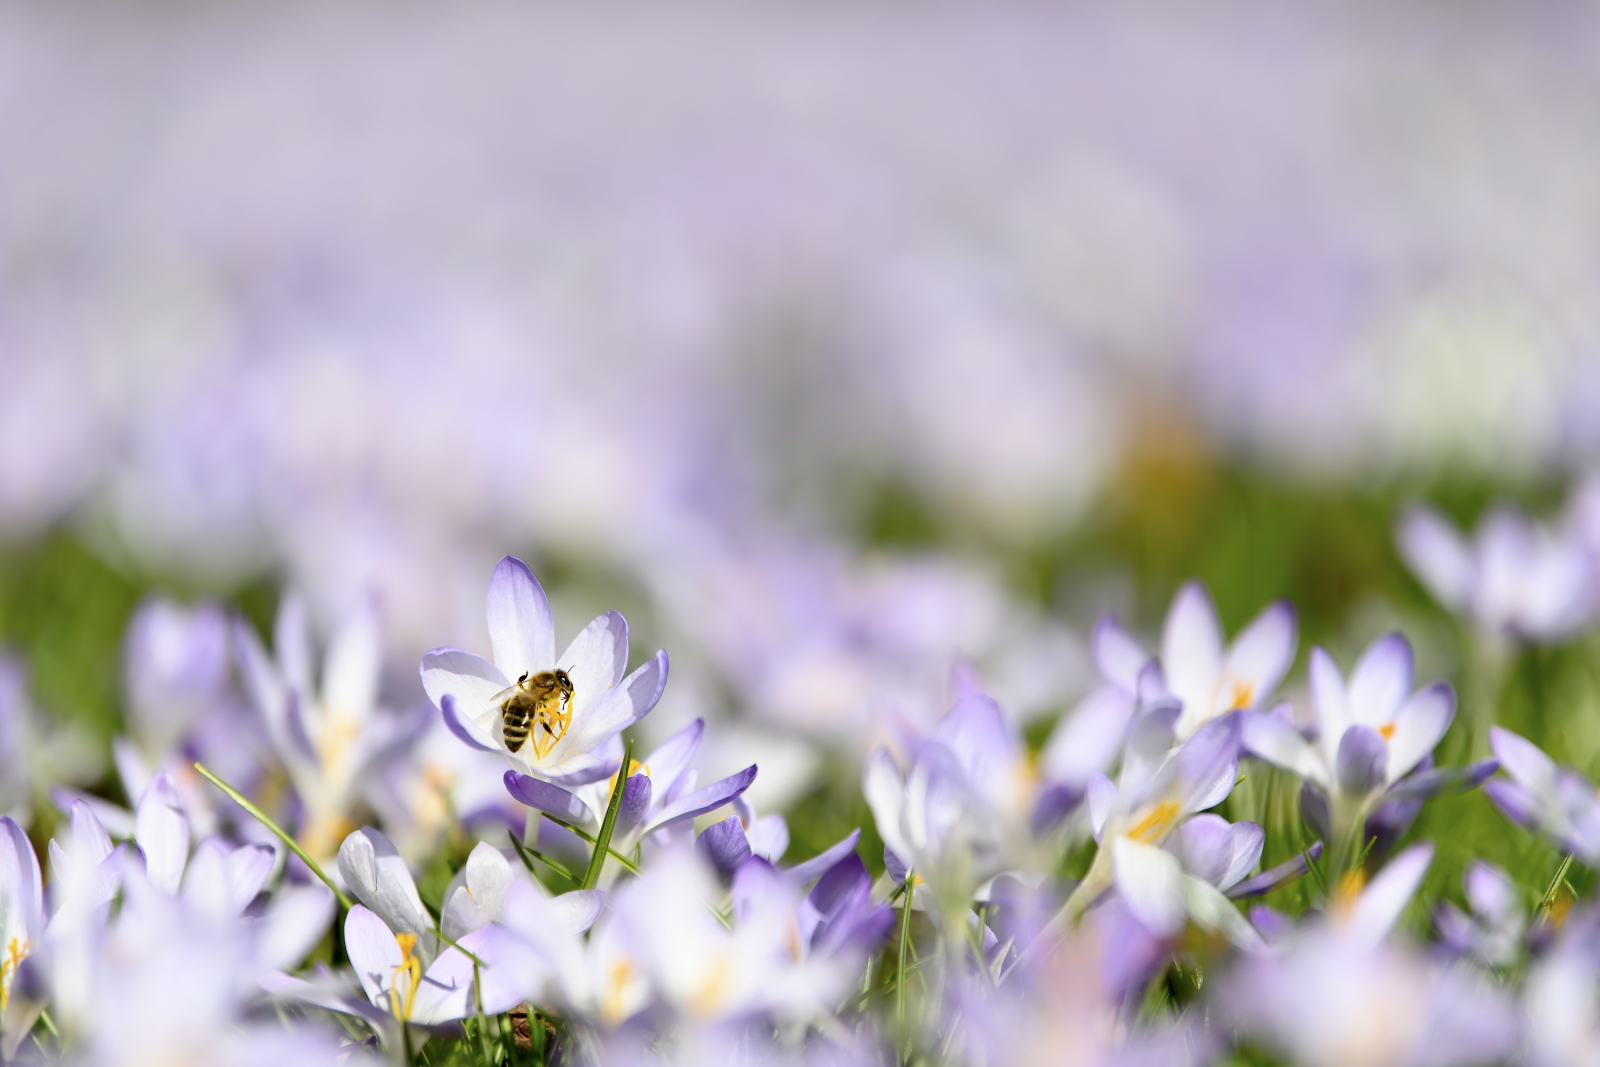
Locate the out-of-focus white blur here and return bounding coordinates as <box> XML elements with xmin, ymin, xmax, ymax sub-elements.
<box><xmin>3</xmin><ymin>0</ymin><xmax>1597</xmax><ymax>762</ymax></box>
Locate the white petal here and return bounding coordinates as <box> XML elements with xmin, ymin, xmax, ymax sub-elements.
<box><xmin>135</xmin><ymin>774</ymin><xmax>189</xmax><ymax>895</ymax></box>
<box><xmin>1112</xmin><ymin>837</ymin><xmax>1188</xmax><ymax>937</ymax></box>
<box><xmin>420</xmin><ymin>648</ymin><xmax>509</xmax><ymax>733</ymax></box>
<box><xmin>1309</xmin><ymin>647</ymin><xmax>1349</xmax><ymax>769</ymax></box>
<box><xmin>323</xmin><ymin>598</ymin><xmax>380</xmax><ymax>722</ymax></box>
<box><xmin>486</xmin><ymin>556</ymin><xmax>555</xmax><ymax>679</ymax></box>
<box><xmin>862</xmin><ymin>750</ymin><xmax>911</xmax><ymax>865</ymax></box>
<box><xmin>559</xmin><ymin>611</ymin><xmax>629</xmax><ymax>699</ymax></box>
<box><xmin>1094</xmin><ymin>616</ymin><xmax>1149</xmax><ymax>693</ymax></box>
<box><xmin>1490</xmin><ymin>726</ymin><xmax>1556</xmax><ymax>791</ymax></box>
<box><xmin>1224</xmin><ymin>601</ymin><xmax>1297</xmax><ymax>706</ymax></box>
<box><xmin>1396</xmin><ymin>507</ymin><xmax>1474</xmax><ymax>611</ymax></box>
<box><xmin>1162</xmin><ymin>582</ymin><xmax>1224</xmax><ymax>719</ymax></box>
<box><xmin>1386</xmin><ymin>683</ymin><xmax>1455</xmax><ymax>783</ymax></box>
<box><xmin>463</xmin><ymin>842</ymin><xmax>512</xmax><ymax>922</ymax></box>
<box><xmin>1344</xmin><ymin>842</ymin><xmax>1433</xmax><ymax>951</ymax></box>
<box><xmin>1242</xmin><ymin>712</ymin><xmax>1328</xmax><ymax>788</ymax></box>
<box><xmin>1042</xmin><ymin>686</ymin><xmax>1135</xmax><ymax>787</ymax></box>
<box><xmin>274</xmin><ymin>592</ymin><xmax>315</xmax><ymax>699</ymax></box>
<box><xmin>1086</xmin><ymin>773</ymin><xmax>1117</xmax><ymax>843</ymax></box>
<box><xmin>1347</xmin><ymin>633</ymin><xmax>1414</xmax><ymax>727</ymax></box>
<box><xmin>344</xmin><ymin>905</ymin><xmax>402</xmax><ymax>1008</ymax></box>
<box><xmin>1185</xmin><ymin>876</ymin><xmax>1262</xmax><ymax>949</ymax></box>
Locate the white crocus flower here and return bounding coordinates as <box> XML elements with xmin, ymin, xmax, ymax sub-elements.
<box><xmin>421</xmin><ymin>556</ymin><xmax>667</xmax><ymax>784</ymax></box>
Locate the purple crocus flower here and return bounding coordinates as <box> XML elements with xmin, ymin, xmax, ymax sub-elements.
<box><xmin>0</xmin><ymin>816</ymin><xmax>44</xmax><ymax>1054</ymax></box>
<box><xmin>421</xmin><ymin>555</ymin><xmax>668</xmax><ymax>784</ymax></box>
<box><xmin>1484</xmin><ymin>726</ymin><xmax>1600</xmax><ymax>862</ymax></box>
<box><xmin>1436</xmin><ymin>861</ymin><xmax>1525</xmax><ymax>969</ymax></box>
<box><xmin>1223</xmin><ymin>843</ymin><xmax>1520</xmax><ymax>1067</ymax></box>
<box><xmin>1243</xmin><ymin>633</ymin><xmax>1487</xmax><ymax>868</ymax></box>
<box><xmin>1091</xmin><ymin>580</ymin><xmax>1297</xmax><ymax>742</ymax></box>
<box><xmin>1398</xmin><ymin>503</ymin><xmax>1600</xmax><ymax>644</ymax></box>
<box><xmin>503</xmin><ymin>717</ymin><xmax>758</xmax><ymax>880</ymax></box>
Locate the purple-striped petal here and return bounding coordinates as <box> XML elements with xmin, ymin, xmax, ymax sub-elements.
<box><xmin>1336</xmin><ymin>726</ymin><xmax>1389</xmax><ymax>796</ymax></box>
<box><xmin>642</xmin><ymin>764</ymin><xmax>757</xmax><ymax>835</ymax></box>
<box><xmin>1227</xmin><ymin>841</ymin><xmax>1323</xmax><ymax>900</ymax></box>
<box><xmin>503</xmin><ymin>772</ymin><xmax>596</xmax><ymax>831</ymax></box>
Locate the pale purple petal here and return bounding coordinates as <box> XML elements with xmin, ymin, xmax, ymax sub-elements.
<box><xmin>337</xmin><ymin>828</ymin><xmax>434</xmax><ymax>951</ymax></box>
<box><xmin>225</xmin><ymin>843</ymin><xmax>276</xmax><ymax>915</ymax></box>
<box><xmin>421</xmin><ymin>648</ymin><xmax>509</xmax><ymax>745</ymax></box>
<box><xmin>747</xmin><ymin>813</ymin><xmax>789</xmax><ymax>862</ymax></box>
<box><xmin>1176</xmin><ymin>714</ymin><xmax>1242</xmax><ymax>814</ymax></box>
<box><xmin>135</xmin><ymin>773</ymin><xmax>189</xmax><ymax>895</ymax></box>
<box><xmin>1397</xmin><ymin>506</ymin><xmax>1474</xmax><ymax>611</ymax></box>
<box><xmin>642</xmin><ymin>765</ymin><xmax>757</xmax><ymax>835</ymax></box>
<box><xmin>1344</xmin><ymin>842</ymin><xmax>1433</xmax><ymax>951</ymax></box>
<box><xmin>863</xmin><ymin>749</ymin><xmax>910</xmax><ymax>862</ymax></box>
<box><xmin>554</xmin><ymin>650</ymin><xmax>668</xmax><ymax>760</ymax></box>
<box><xmin>1227</xmin><ymin>842</ymin><xmax>1323</xmax><ymax>900</ymax></box>
<box><xmin>503</xmin><ymin>773</ymin><xmax>596</xmax><ymax>831</ymax></box>
<box><xmin>1042</xmin><ymin>686</ymin><xmax>1135</xmax><ymax>787</ymax></box>
<box><xmin>413</xmin><ymin>946</ymin><xmax>475</xmax><ymax>1024</ymax></box>
<box><xmin>274</xmin><ymin>593</ymin><xmax>314</xmax><ymax>699</ymax></box>
<box><xmin>1086</xmin><ymin>772</ymin><xmax>1116</xmax><ymax>842</ymax></box>
<box><xmin>344</xmin><ymin>905</ymin><xmax>403</xmax><ymax>1008</ymax></box>
<box><xmin>558</xmin><ymin>611</ymin><xmax>629</xmax><ymax>702</ymax></box>
<box><xmin>1094</xmin><ymin>615</ymin><xmax>1149</xmax><ymax>693</ymax></box>
<box><xmin>1168</xmin><ymin>814</ymin><xmax>1235</xmax><ymax>886</ymax></box>
<box><xmin>1220</xmin><ymin>822</ymin><xmax>1265</xmax><ymax>890</ymax></box>
<box><xmin>782</xmin><ymin>829</ymin><xmax>861</xmax><ymax>887</ymax></box>
<box><xmin>1483</xmin><ymin>779</ymin><xmax>1541</xmax><ymax>833</ymax></box>
<box><xmin>1224</xmin><ymin>601</ymin><xmax>1297</xmax><ymax>707</ymax></box>
<box><xmin>1299</xmin><ymin>783</ymin><xmax>1332</xmax><ymax>841</ymax></box>
<box><xmin>1336</xmin><ymin>726</ymin><xmax>1389</xmax><ymax>796</ymax></box>
<box><xmin>440</xmin><ymin>694</ymin><xmax>499</xmax><ymax>753</ymax></box>
<box><xmin>641</xmin><ymin>719</ymin><xmax>704</xmax><ymax>789</ymax></box>
<box><xmin>322</xmin><ymin>598</ymin><xmax>380</xmax><ymax>724</ymax></box>
<box><xmin>1162</xmin><ymin>581</ymin><xmax>1224</xmax><ymax>717</ymax></box>
<box><xmin>258</xmin><ymin>885</ymin><xmax>338</xmax><ymax>972</ymax></box>
<box><xmin>1465</xmin><ymin>862</ymin><xmax>1517</xmax><ymax>922</ymax></box>
<box><xmin>1112</xmin><ymin>837</ymin><xmax>1188</xmax><ymax>938</ymax></box>
<box><xmin>548</xmin><ymin>888</ymin><xmax>605</xmax><ymax>935</ymax></box>
<box><xmin>0</xmin><ymin>817</ymin><xmax>42</xmax><ymax>941</ymax></box>
<box><xmin>1242</xmin><ymin>711</ymin><xmax>1328</xmax><ymax>787</ymax></box>
<box><xmin>1490</xmin><ymin>726</ymin><xmax>1557</xmax><ymax>791</ymax></box>
<box><xmin>1346</xmin><ymin>633</ymin><xmax>1414</xmax><ymax>727</ymax></box>
<box><xmin>486</xmin><ymin>556</ymin><xmax>555</xmax><ymax>679</ymax></box>
<box><xmin>1382</xmin><ymin>757</ymin><xmax>1498</xmax><ymax>803</ymax></box>
<box><xmin>1386</xmin><ymin>683</ymin><xmax>1456</xmax><ymax>783</ymax></box>
<box><xmin>1309</xmin><ymin>647</ymin><xmax>1350</xmax><ymax>766</ymax></box>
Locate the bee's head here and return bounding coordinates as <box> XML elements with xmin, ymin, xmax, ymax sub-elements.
<box><xmin>554</xmin><ymin>668</ymin><xmax>574</xmax><ymax>695</ymax></box>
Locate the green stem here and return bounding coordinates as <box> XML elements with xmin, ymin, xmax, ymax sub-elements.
<box><xmin>194</xmin><ymin>762</ymin><xmax>352</xmax><ymax>909</ymax></box>
<box><xmin>508</xmin><ymin>829</ymin><xmax>581</xmax><ymax>885</ymax></box>
<box><xmin>400</xmin><ymin>1018</ymin><xmax>415</xmax><ymax>1067</ymax></box>
<box><xmin>895</xmin><ymin>870</ymin><xmax>914</xmax><ymax>1025</ymax></box>
<box><xmin>581</xmin><ymin>737</ymin><xmax>635</xmax><ymax>890</ymax></box>
<box><xmin>1540</xmin><ymin>853</ymin><xmax>1576</xmax><ymax>917</ymax></box>
<box><xmin>540</xmin><ymin>815</ymin><xmax>643</xmax><ymax>876</ymax></box>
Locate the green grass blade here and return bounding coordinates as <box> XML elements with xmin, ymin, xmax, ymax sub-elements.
<box><xmin>194</xmin><ymin>761</ymin><xmax>353</xmax><ymax>909</ymax></box>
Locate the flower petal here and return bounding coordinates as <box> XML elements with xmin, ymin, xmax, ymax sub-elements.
<box><xmin>643</xmin><ymin>765</ymin><xmax>757</xmax><ymax>835</ymax></box>
<box><xmin>225</xmin><ymin>842</ymin><xmax>276</xmax><ymax>916</ymax></box>
<box><xmin>1162</xmin><ymin>581</ymin><xmax>1224</xmax><ymax>719</ymax></box>
<box><xmin>440</xmin><ymin>693</ymin><xmax>500</xmax><ymax>753</ymax></box>
<box><xmin>344</xmin><ymin>904</ymin><xmax>402</xmax><ymax>1008</ymax></box>
<box><xmin>613</xmin><ymin>774</ymin><xmax>653</xmax><ymax>835</ymax></box>
<box><xmin>258</xmin><ymin>885</ymin><xmax>338</xmax><ymax>972</ymax></box>
<box><xmin>135</xmin><ymin>773</ymin><xmax>189</xmax><ymax>895</ymax></box>
<box><xmin>1386</xmin><ymin>683</ymin><xmax>1456</xmax><ymax>783</ymax></box>
<box><xmin>864</xmin><ymin>750</ymin><xmax>910</xmax><ymax>862</ymax></box>
<box><xmin>1489</xmin><ymin>726</ymin><xmax>1557</xmax><ymax>792</ymax></box>
<box><xmin>1343</xmin><ymin>841</ymin><xmax>1433</xmax><ymax>951</ymax></box>
<box><xmin>1396</xmin><ymin>506</ymin><xmax>1474</xmax><ymax>611</ymax></box>
<box><xmin>549</xmin><ymin>888</ymin><xmax>606</xmax><ymax>935</ymax></box>
<box><xmin>1094</xmin><ymin>615</ymin><xmax>1150</xmax><ymax>693</ymax></box>
<box><xmin>1224</xmin><ymin>600</ymin><xmax>1297</xmax><ymax>706</ymax></box>
<box><xmin>1042</xmin><ymin>686</ymin><xmax>1135</xmax><ymax>787</ymax></box>
<box><xmin>1346</xmin><ymin>633</ymin><xmax>1414</xmax><ymax>728</ymax></box>
<box><xmin>1242</xmin><ymin>711</ymin><xmax>1328</xmax><ymax>787</ymax></box>
<box><xmin>274</xmin><ymin>592</ymin><xmax>315</xmax><ymax>699</ymax></box>
<box><xmin>486</xmin><ymin>555</ymin><xmax>555</xmax><ymax>679</ymax></box>
<box><xmin>322</xmin><ymin>598</ymin><xmax>380</xmax><ymax>723</ymax></box>
<box><xmin>1185</xmin><ymin>876</ymin><xmax>1262</xmax><ymax>949</ymax></box>
<box><xmin>641</xmin><ymin>719</ymin><xmax>704</xmax><ymax>790</ymax></box>
<box><xmin>559</xmin><ymin>611</ymin><xmax>629</xmax><ymax>702</ymax></box>
<box><xmin>552</xmin><ymin>650</ymin><xmax>668</xmax><ymax>763</ymax></box>
<box><xmin>0</xmin><ymin>817</ymin><xmax>43</xmax><ymax>941</ymax></box>
<box><xmin>1309</xmin><ymin>647</ymin><xmax>1350</xmax><ymax>768</ymax></box>
<box><xmin>782</xmin><ymin>829</ymin><xmax>862</xmax><ymax>887</ymax></box>
<box><xmin>337</xmin><ymin>828</ymin><xmax>435</xmax><ymax>957</ymax></box>
<box><xmin>1227</xmin><ymin>841</ymin><xmax>1323</xmax><ymax>900</ymax></box>
<box><xmin>1112</xmin><ymin>837</ymin><xmax>1188</xmax><ymax>937</ymax></box>
<box><xmin>1336</xmin><ymin>726</ymin><xmax>1389</xmax><ymax>796</ymax></box>
<box><xmin>421</xmin><ymin>648</ymin><xmax>510</xmax><ymax>736</ymax></box>
<box><xmin>503</xmin><ymin>773</ymin><xmax>597</xmax><ymax>831</ymax></box>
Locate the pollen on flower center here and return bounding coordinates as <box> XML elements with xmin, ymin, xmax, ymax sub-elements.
<box><xmin>1377</xmin><ymin>722</ymin><xmax>1397</xmax><ymax>742</ymax></box>
<box><xmin>0</xmin><ymin>937</ymin><xmax>31</xmax><ymax>1013</ymax></box>
<box><xmin>1126</xmin><ymin>800</ymin><xmax>1181</xmax><ymax>844</ymax></box>
<box><xmin>606</xmin><ymin>759</ymin><xmax>652</xmax><ymax>795</ymax></box>
<box><xmin>602</xmin><ymin>956</ymin><xmax>636</xmax><ymax>1026</ymax></box>
<box><xmin>1330</xmin><ymin>868</ymin><xmax>1366</xmax><ymax>921</ymax></box>
<box><xmin>1219</xmin><ymin>677</ymin><xmax>1256</xmax><ymax>713</ymax></box>
<box><xmin>689</xmin><ymin>956</ymin><xmax>732</xmax><ymax>1016</ymax></box>
<box><xmin>390</xmin><ymin>932</ymin><xmax>424</xmax><ymax>1024</ymax></box>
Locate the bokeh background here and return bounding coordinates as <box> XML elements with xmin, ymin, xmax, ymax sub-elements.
<box><xmin>5</xmin><ymin>0</ymin><xmax>1600</xmax><ymax>900</ymax></box>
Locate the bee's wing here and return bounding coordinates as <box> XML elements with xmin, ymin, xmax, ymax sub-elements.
<box><xmin>488</xmin><ymin>682</ymin><xmax>520</xmax><ymax>707</ymax></box>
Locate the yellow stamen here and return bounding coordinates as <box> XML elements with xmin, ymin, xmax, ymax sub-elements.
<box><xmin>1126</xmin><ymin>800</ymin><xmax>1181</xmax><ymax>844</ymax></box>
<box><xmin>390</xmin><ymin>932</ymin><xmax>423</xmax><ymax>1024</ymax></box>
<box><xmin>602</xmin><ymin>956</ymin><xmax>636</xmax><ymax>1026</ymax></box>
<box><xmin>0</xmin><ymin>937</ymin><xmax>31</xmax><ymax>1013</ymax></box>
<box><xmin>605</xmin><ymin>759</ymin><xmax>652</xmax><ymax>796</ymax></box>
<box><xmin>1220</xmin><ymin>677</ymin><xmax>1256</xmax><ymax>713</ymax></box>
<box><xmin>1377</xmin><ymin>722</ymin><xmax>1397</xmax><ymax>742</ymax></box>
<box><xmin>1330</xmin><ymin>869</ymin><xmax>1366</xmax><ymax>920</ymax></box>
<box><xmin>689</xmin><ymin>957</ymin><xmax>731</xmax><ymax>1016</ymax></box>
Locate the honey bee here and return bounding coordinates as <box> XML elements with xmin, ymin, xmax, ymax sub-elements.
<box><xmin>492</xmin><ymin>669</ymin><xmax>574</xmax><ymax>758</ymax></box>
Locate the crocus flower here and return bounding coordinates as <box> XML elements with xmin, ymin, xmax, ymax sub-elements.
<box><xmin>1242</xmin><ymin>633</ymin><xmax>1477</xmax><ymax>868</ymax></box>
<box><xmin>1093</xmin><ymin>580</ymin><xmax>1296</xmax><ymax>741</ymax></box>
<box><xmin>421</xmin><ymin>555</ymin><xmax>668</xmax><ymax>784</ymax></box>
<box><xmin>1483</xmin><ymin>725</ymin><xmax>1600</xmax><ymax>862</ymax></box>
<box><xmin>0</xmin><ymin>816</ymin><xmax>44</xmax><ymax>1055</ymax></box>
<box><xmin>1062</xmin><ymin>706</ymin><xmax>1242</xmax><ymax>933</ymax></box>
<box><xmin>1223</xmin><ymin>843</ymin><xmax>1520</xmax><ymax>1067</ymax></box>
<box><xmin>235</xmin><ymin>593</ymin><xmax>417</xmax><ymax>864</ymax></box>
<box><xmin>1397</xmin><ymin>503</ymin><xmax>1599</xmax><ymax>644</ymax></box>
<box><xmin>503</xmin><ymin>718</ymin><xmax>758</xmax><ymax>884</ymax></box>
<box><xmin>1522</xmin><ymin>907</ymin><xmax>1600</xmax><ymax>1067</ymax></box>
<box><xmin>1435</xmin><ymin>861</ymin><xmax>1525</xmax><ymax>969</ymax></box>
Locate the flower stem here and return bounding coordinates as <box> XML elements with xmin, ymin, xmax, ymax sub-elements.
<box><xmin>581</xmin><ymin>736</ymin><xmax>635</xmax><ymax>890</ymax></box>
<box><xmin>895</xmin><ymin>870</ymin><xmax>914</xmax><ymax>1024</ymax></box>
<box><xmin>538</xmin><ymin>816</ymin><xmax>643</xmax><ymax>875</ymax></box>
<box><xmin>193</xmin><ymin>761</ymin><xmax>353</xmax><ymax>909</ymax></box>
